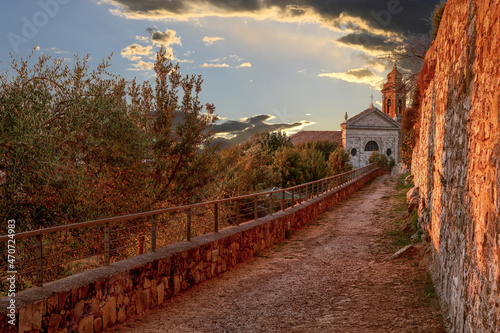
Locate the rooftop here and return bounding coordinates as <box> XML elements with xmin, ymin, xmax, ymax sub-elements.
<box><xmin>290</xmin><ymin>131</ymin><xmax>342</xmax><ymax>146</ymax></box>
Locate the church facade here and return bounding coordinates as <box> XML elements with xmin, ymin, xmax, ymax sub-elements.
<box><xmin>291</xmin><ymin>65</ymin><xmax>405</xmax><ymax>169</ymax></box>
<box><xmin>341</xmin><ymin>65</ymin><xmax>405</xmax><ymax>168</ymax></box>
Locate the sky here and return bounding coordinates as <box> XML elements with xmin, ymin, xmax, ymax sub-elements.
<box><xmin>1</xmin><ymin>0</ymin><xmax>440</xmax><ymax>147</ymax></box>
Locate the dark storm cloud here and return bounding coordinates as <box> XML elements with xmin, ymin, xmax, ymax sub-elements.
<box><xmin>337</xmin><ymin>32</ymin><xmax>396</xmax><ymax>53</ymax></box>
<box><xmin>211</xmin><ymin>114</ymin><xmax>311</xmax><ymax>148</ymax></box>
<box><xmin>108</xmin><ymin>0</ymin><xmax>441</xmax><ymax>35</ymax></box>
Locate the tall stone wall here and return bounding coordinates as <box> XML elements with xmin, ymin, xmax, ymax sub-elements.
<box><xmin>411</xmin><ymin>0</ymin><xmax>500</xmax><ymax>331</ymax></box>
<box><xmin>0</xmin><ymin>168</ymin><xmax>385</xmax><ymax>333</ymax></box>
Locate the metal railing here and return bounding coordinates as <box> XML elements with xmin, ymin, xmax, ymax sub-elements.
<box><xmin>0</xmin><ymin>163</ymin><xmax>380</xmax><ymax>292</ymax></box>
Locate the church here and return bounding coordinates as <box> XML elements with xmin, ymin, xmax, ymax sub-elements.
<box><xmin>291</xmin><ymin>65</ymin><xmax>405</xmax><ymax>169</ymax></box>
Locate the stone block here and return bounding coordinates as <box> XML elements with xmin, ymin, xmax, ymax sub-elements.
<box><xmin>18</xmin><ymin>302</ymin><xmax>42</xmax><ymax>333</ymax></box>
<box><xmin>143</xmin><ymin>278</ymin><xmax>151</xmax><ymax>289</ymax></box>
<box><xmin>117</xmin><ymin>307</ymin><xmax>126</xmax><ymax>323</ymax></box>
<box><xmin>48</xmin><ymin>313</ymin><xmax>62</xmax><ymax>330</ymax></box>
<box><xmin>173</xmin><ymin>275</ymin><xmax>181</xmax><ymax>295</ymax></box>
<box><xmin>157</xmin><ymin>283</ymin><xmax>165</xmax><ymax>305</ymax></box>
<box><xmin>74</xmin><ymin>299</ymin><xmax>85</xmax><ymax>323</ymax></box>
<box><xmin>136</xmin><ymin>289</ymin><xmax>150</xmax><ymax>314</ymax></box>
<box><xmin>58</xmin><ymin>293</ymin><xmax>68</xmax><ymax>311</ymax></box>
<box><xmin>211</xmin><ymin>249</ymin><xmax>219</xmax><ymax>262</ymax></box>
<box><xmin>94</xmin><ymin>317</ymin><xmax>102</xmax><ymax>333</ymax></box>
<box><xmin>78</xmin><ymin>315</ymin><xmax>94</xmax><ymax>333</ymax></box>
<box><xmin>46</xmin><ymin>294</ymin><xmax>59</xmax><ymax>314</ymax></box>
<box><xmin>101</xmin><ymin>296</ymin><xmax>116</xmax><ymax>330</ymax></box>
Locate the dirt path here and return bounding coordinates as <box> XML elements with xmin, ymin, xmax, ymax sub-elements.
<box><xmin>111</xmin><ymin>175</ymin><xmax>444</xmax><ymax>333</ymax></box>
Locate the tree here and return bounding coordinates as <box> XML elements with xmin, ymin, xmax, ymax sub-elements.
<box><xmin>368</xmin><ymin>152</ymin><xmax>395</xmax><ymax>171</ymax></box>
<box><xmin>327</xmin><ymin>148</ymin><xmax>352</xmax><ymax>175</ymax></box>
<box><xmin>255</xmin><ymin>130</ymin><xmax>292</xmax><ymax>154</ymax></box>
<box><xmin>300</xmin><ymin>147</ymin><xmax>327</xmax><ymax>182</ymax></box>
<box><xmin>273</xmin><ymin>146</ymin><xmax>305</xmax><ymax>187</ymax></box>
<box><xmin>0</xmin><ymin>47</ymin><xmax>218</xmax><ymax>229</ymax></box>
<box><xmin>296</xmin><ymin>140</ymin><xmax>338</xmax><ymax>161</ymax></box>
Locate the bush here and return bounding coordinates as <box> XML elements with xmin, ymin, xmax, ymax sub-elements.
<box><xmin>369</xmin><ymin>152</ymin><xmax>395</xmax><ymax>171</ymax></box>
<box><xmin>431</xmin><ymin>1</ymin><xmax>447</xmax><ymax>40</ymax></box>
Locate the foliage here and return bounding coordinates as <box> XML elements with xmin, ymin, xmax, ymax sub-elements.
<box><xmin>296</xmin><ymin>140</ymin><xmax>338</xmax><ymax>161</ymax></box>
<box><xmin>0</xmin><ymin>48</ymin><xmax>218</xmax><ymax>229</ymax></box>
<box><xmin>369</xmin><ymin>152</ymin><xmax>395</xmax><ymax>171</ymax></box>
<box><xmin>214</xmin><ymin>135</ymin><xmax>351</xmax><ymax>197</ymax></box>
<box><xmin>255</xmin><ymin>130</ymin><xmax>292</xmax><ymax>154</ymax></box>
<box><xmin>431</xmin><ymin>1</ymin><xmax>447</xmax><ymax>40</ymax></box>
<box><xmin>327</xmin><ymin>147</ymin><xmax>352</xmax><ymax>175</ymax></box>
<box><xmin>300</xmin><ymin>147</ymin><xmax>327</xmax><ymax>182</ymax></box>
<box><xmin>273</xmin><ymin>146</ymin><xmax>306</xmax><ymax>188</ymax></box>
<box><xmin>401</xmin><ymin>130</ymin><xmax>416</xmax><ymax>167</ymax></box>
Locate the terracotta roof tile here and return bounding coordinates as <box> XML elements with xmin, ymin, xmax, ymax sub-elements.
<box><xmin>290</xmin><ymin>131</ymin><xmax>342</xmax><ymax>146</ymax></box>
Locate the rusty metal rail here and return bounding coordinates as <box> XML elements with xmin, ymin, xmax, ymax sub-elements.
<box><xmin>0</xmin><ymin>163</ymin><xmax>380</xmax><ymax>291</ymax></box>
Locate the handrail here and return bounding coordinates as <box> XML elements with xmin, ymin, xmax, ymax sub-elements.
<box><xmin>0</xmin><ymin>164</ymin><xmax>378</xmax><ymax>242</ymax></box>
<box><xmin>0</xmin><ymin>163</ymin><xmax>382</xmax><ymax>291</ymax></box>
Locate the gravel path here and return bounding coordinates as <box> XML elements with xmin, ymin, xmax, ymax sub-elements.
<box><xmin>110</xmin><ymin>175</ymin><xmax>444</xmax><ymax>333</ymax></box>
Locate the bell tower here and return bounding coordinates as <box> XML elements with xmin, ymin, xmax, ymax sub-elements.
<box><xmin>381</xmin><ymin>64</ymin><xmax>405</xmax><ymax>120</ymax></box>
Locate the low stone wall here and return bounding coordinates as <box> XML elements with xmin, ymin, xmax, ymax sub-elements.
<box><xmin>0</xmin><ymin>168</ymin><xmax>384</xmax><ymax>333</ymax></box>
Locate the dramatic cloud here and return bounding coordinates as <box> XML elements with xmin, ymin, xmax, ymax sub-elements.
<box><xmin>211</xmin><ymin>114</ymin><xmax>312</xmax><ymax>148</ymax></box>
<box><xmin>121</xmin><ymin>27</ymin><xmax>186</xmax><ymax>71</ymax></box>
<box><xmin>121</xmin><ymin>44</ymin><xmax>153</xmax><ymax>61</ymax></box>
<box><xmin>203</xmin><ymin>36</ymin><xmax>224</xmax><ymax>46</ymax></box>
<box><xmin>336</xmin><ymin>32</ymin><xmax>397</xmax><ymax>56</ymax></box>
<box><xmin>147</xmin><ymin>27</ymin><xmax>182</xmax><ymax>48</ymax></box>
<box><xmin>103</xmin><ymin>0</ymin><xmax>439</xmax><ymax>37</ymax></box>
<box><xmin>318</xmin><ymin>68</ymin><xmax>384</xmax><ymax>89</ymax></box>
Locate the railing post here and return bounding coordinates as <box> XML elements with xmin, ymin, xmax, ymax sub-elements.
<box><xmin>236</xmin><ymin>200</ymin><xmax>241</xmax><ymax>225</ymax></box>
<box><xmin>281</xmin><ymin>190</ymin><xmax>285</xmax><ymax>211</ymax></box>
<box><xmin>253</xmin><ymin>196</ymin><xmax>258</xmax><ymax>220</ymax></box>
<box><xmin>104</xmin><ymin>223</ymin><xmax>110</xmax><ymax>266</ymax></box>
<box><xmin>214</xmin><ymin>202</ymin><xmax>219</xmax><ymax>232</ymax></box>
<box><xmin>305</xmin><ymin>184</ymin><xmax>308</xmax><ymax>200</ymax></box>
<box><xmin>291</xmin><ymin>189</ymin><xmax>295</xmax><ymax>207</ymax></box>
<box><xmin>151</xmin><ymin>216</ymin><xmax>157</xmax><ymax>252</ymax></box>
<box><xmin>269</xmin><ymin>193</ymin><xmax>273</xmax><ymax>215</ymax></box>
<box><xmin>186</xmin><ymin>208</ymin><xmax>192</xmax><ymax>241</ymax></box>
<box><xmin>35</xmin><ymin>234</ymin><xmax>43</xmax><ymax>287</ymax></box>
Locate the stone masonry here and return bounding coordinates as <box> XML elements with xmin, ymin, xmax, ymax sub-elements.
<box><xmin>0</xmin><ymin>169</ymin><xmax>385</xmax><ymax>333</ymax></box>
<box><xmin>411</xmin><ymin>0</ymin><xmax>500</xmax><ymax>332</ymax></box>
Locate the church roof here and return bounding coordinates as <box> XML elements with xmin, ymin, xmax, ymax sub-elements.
<box><xmin>290</xmin><ymin>131</ymin><xmax>342</xmax><ymax>146</ymax></box>
<box><xmin>342</xmin><ymin>105</ymin><xmax>400</xmax><ymax>129</ymax></box>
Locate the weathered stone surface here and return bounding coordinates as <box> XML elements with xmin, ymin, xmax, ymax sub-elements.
<box><xmin>73</xmin><ymin>299</ymin><xmax>85</xmax><ymax>323</ymax></box>
<box><xmin>94</xmin><ymin>317</ymin><xmax>102</xmax><ymax>333</ymax></box>
<box><xmin>411</xmin><ymin>0</ymin><xmax>500</xmax><ymax>331</ymax></box>
<box><xmin>135</xmin><ymin>290</ymin><xmax>149</xmax><ymax>314</ymax></box>
<box><xmin>48</xmin><ymin>313</ymin><xmax>62</xmax><ymax>329</ymax></box>
<box><xmin>78</xmin><ymin>315</ymin><xmax>94</xmax><ymax>333</ymax></box>
<box><xmin>101</xmin><ymin>296</ymin><xmax>116</xmax><ymax>329</ymax></box>
<box><xmin>18</xmin><ymin>302</ymin><xmax>42</xmax><ymax>333</ymax></box>
<box><xmin>390</xmin><ymin>245</ymin><xmax>417</xmax><ymax>260</ymax></box>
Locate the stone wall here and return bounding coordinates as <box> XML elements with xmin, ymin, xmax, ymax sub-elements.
<box><xmin>411</xmin><ymin>0</ymin><xmax>500</xmax><ymax>332</ymax></box>
<box><xmin>0</xmin><ymin>168</ymin><xmax>385</xmax><ymax>333</ymax></box>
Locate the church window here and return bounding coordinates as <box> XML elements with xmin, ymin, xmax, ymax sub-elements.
<box><xmin>387</xmin><ymin>99</ymin><xmax>392</xmax><ymax>113</ymax></box>
<box><xmin>365</xmin><ymin>141</ymin><xmax>379</xmax><ymax>152</ymax></box>
<box><xmin>386</xmin><ymin>148</ymin><xmax>392</xmax><ymax>156</ymax></box>
<box><xmin>398</xmin><ymin>99</ymin><xmax>402</xmax><ymax>113</ymax></box>
<box><xmin>351</xmin><ymin>148</ymin><xmax>357</xmax><ymax>156</ymax></box>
